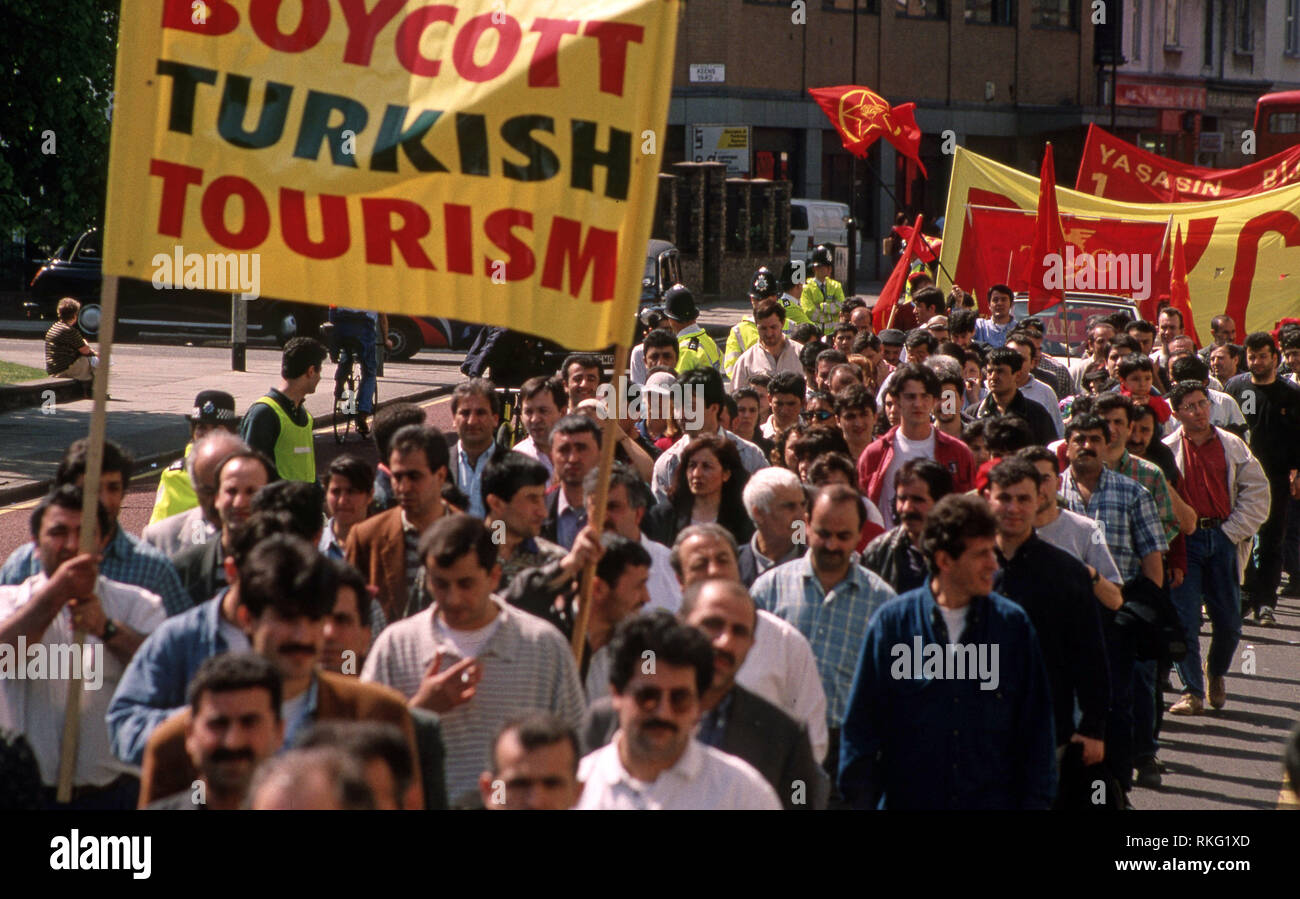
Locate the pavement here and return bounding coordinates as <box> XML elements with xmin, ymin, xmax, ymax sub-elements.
<box><xmin>0</xmin><ymin>334</ymin><xmax>467</xmax><ymax>505</ymax></box>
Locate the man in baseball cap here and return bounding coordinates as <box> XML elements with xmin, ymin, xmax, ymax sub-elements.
<box><xmin>147</xmin><ymin>390</ymin><xmax>238</xmax><ymax>526</ymax></box>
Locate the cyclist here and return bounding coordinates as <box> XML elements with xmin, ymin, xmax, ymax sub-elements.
<box><xmin>328</xmin><ymin>306</ymin><xmax>393</xmax><ymax>437</ymax></box>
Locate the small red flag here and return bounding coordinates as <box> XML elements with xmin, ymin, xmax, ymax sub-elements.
<box><xmin>1026</xmin><ymin>143</ymin><xmax>1066</xmax><ymax>314</ymax></box>
<box><xmin>809</xmin><ymin>85</ymin><xmax>927</xmax><ymax>177</ymax></box>
<box><xmin>874</xmin><ymin>214</ymin><xmax>926</xmax><ymax>332</ymax></box>
<box><xmin>1169</xmin><ymin>224</ymin><xmax>1202</xmax><ymax>347</ymax></box>
<box><xmin>891</xmin><ymin>224</ymin><xmax>941</xmax><ymax>263</ymax></box>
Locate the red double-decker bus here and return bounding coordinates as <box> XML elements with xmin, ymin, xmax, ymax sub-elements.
<box><xmin>1253</xmin><ymin>91</ymin><xmax>1300</xmax><ymax>158</ymax></box>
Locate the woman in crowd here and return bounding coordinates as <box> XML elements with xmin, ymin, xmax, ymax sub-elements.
<box><xmin>644</xmin><ymin>435</ymin><xmax>753</xmax><ymax>545</ymax></box>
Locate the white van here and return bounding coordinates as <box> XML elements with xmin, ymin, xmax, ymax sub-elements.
<box><xmin>789</xmin><ymin>199</ymin><xmax>859</xmax><ymax>279</ymax></box>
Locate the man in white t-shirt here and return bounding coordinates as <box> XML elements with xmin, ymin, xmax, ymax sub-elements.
<box><xmin>0</xmin><ymin>489</ymin><xmax>165</xmax><ymax>808</ymax></box>
<box><xmin>576</xmin><ymin>611</ymin><xmax>780</xmax><ymax>810</ymax></box>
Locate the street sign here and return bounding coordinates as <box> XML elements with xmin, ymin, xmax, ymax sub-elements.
<box><xmin>690</xmin><ymin>124</ymin><xmax>751</xmax><ymax>176</ymax></box>
<box><xmin>689</xmin><ymin>64</ymin><xmax>725</xmax><ymax>83</ymax></box>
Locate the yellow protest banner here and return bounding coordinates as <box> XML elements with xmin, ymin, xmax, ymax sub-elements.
<box><xmin>103</xmin><ymin>0</ymin><xmax>680</xmax><ymax>349</ymax></box>
<box><xmin>940</xmin><ymin>146</ymin><xmax>1300</xmax><ymax>336</ymax></box>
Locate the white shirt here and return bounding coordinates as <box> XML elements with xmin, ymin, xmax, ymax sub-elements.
<box><xmin>639</xmin><ymin>533</ymin><xmax>683</xmax><ymax>614</ymax></box>
<box><xmin>938</xmin><ymin>604</ymin><xmax>968</xmax><ymax>643</ymax></box>
<box><xmin>879</xmin><ymin>429</ymin><xmax>936</xmax><ymax>529</ymax></box>
<box><xmin>0</xmin><ymin>574</ymin><xmax>165</xmax><ymax>788</ymax></box>
<box><xmin>630</xmin><ymin>343</ymin><xmax>648</xmax><ymax>386</ymax></box>
<box><xmin>735</xmin><ymin>609</ymin><xmax>830</xmax><ymax>762</ymax></box>
<box><xmin>577</xmin><ymin>734</ymin><xmax>781</xmax><ymax>810</ymax></box>
<box><xmin>513</xmin><ymin>435</ymin><xmax>555</xmax><ymax>478</ymax></box>
<box><xmin>1036</xmin><ymin>510</ymin><xmax>1123</xmax><ymax>585</ymax></box>
<box><xmin>730</xmin><ymin>339</ymin><xmax>802</xmax><ymax>392</ymax></box>
<box><xmin>1019</xmin><ymin>375</ymin><xmax>1064</xmax><ymax>438</ymax></box>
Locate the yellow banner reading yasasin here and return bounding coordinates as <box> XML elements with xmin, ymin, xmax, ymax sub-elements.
<box><xmin>940</xmin><ymin>146</ymin><xmax>1300</xmax><ymax>337</ymax></box>
<box><xmin>103</xmin><ymin>0</ymin><xmax>680</xmax><ymax>349</ymax></box>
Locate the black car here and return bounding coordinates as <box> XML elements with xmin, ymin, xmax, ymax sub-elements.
<box><xmin>24</xmin><ymin>228</ymin><xmax>327</xmax><ymax>346</ymax></box>
<box><xmin>22</xmin><ymin>228</ymin><xmax>479</xmax><ymax>358</ymax></box>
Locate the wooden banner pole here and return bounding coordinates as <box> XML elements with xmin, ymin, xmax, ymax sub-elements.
<box><xmin>55</xmin><ymin>274</ymin><xmax>119</xmax><ymax>802</ymax></box>
<box><xmin>570</xmin><ymin>343</ymin><xmax>629</xmax><ymax>665</ymax></box>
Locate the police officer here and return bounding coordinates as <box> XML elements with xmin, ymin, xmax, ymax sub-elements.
<box><xmin>724</xmin><ymin>267</ymin><xmax>791</xmax><ymax>378</ymax></box>
<box><xmin>777</xmin><ymin>260</ymin><xmax>814</xmax><ymax>329</ymax></box>
<box><xmin>800</xmin><ymin>244</ymin><xmax>847</xmax><ymax>335</ymax></box>
<box><xmin>661</xmin><ymin>284</ymin><xmax>722</xmax><ymax>376</ymax></box>
<box><xmin>147</xmin><ymin>390</ymin><xmax>238</xmax><ymax>525</ymax></box>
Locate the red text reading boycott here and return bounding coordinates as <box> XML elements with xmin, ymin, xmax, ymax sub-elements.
<box><xmin>148</xmin><ymin>159</ymin><xmax>620</xmax><ymax>302</ymax></box>
<box><xmin>163</xmin><ymin>0</ymin><xmax>644</xmax><ymax>95</ymax></box>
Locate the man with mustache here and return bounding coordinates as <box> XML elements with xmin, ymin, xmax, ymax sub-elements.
<box><xmin>861</xmin><ymin>459</ymin><xmax>952</xmax><ymax>594</ymax></box>
<box><xmin>1058</xmin><ymin>414</ymin><xmax>1167</xmax><ymax>804</ymax></box>
<box><xmin>1225</xmin><ymin>332</ymin><xmax>1300</xmax><ymax>626</ymax></box>
<box><xmin>146</xmin><ymin>653</ymin><xmax>283</xmax><ymax>810</ymax></box>
<box><xmin>751</xmin><ymin>485</ymin><xmax>897</xmax><ymax>779</ymax></box>
<box><xmin>575</xmin><ymin>610</ymin><xmax>780</xmax><ymax>809</ymax></box>
<box><xmin>137</xmin><ymin>534</ymin><xmax>422</xmax><ymax>807</ymax></box>
<box><xmin>579</xmin><ymin>580</ymin><xmax>826</xmax><ymax>809</ymax></box>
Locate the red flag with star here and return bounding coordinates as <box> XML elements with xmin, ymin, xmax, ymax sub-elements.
<box><xmin>809</xmin><ymin>85</ymin><xmax>927</xmax><ymax>176</ymax></box>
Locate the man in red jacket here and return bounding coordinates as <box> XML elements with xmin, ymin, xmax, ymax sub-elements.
<box><xmin>857</xmin><ymin>363</ymin><xmax>975</xmax><ymax>528</ymax></box>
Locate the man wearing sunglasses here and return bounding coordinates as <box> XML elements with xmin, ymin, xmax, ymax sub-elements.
<box><xmin>575</xmin><ymin>610</ymin><xmax>781</xmax><ymax>809</ymax></box>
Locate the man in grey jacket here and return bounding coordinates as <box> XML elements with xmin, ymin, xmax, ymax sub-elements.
<box><xmin>1163</xmin><ymin>382</ymin><xmax>1271</xmax><ymax>715</ymax></box>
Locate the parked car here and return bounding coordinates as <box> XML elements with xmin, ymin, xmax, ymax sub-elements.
<box><xmin>22</xmin><ymin>228</ymin><xmax>472</xmax><ymax>359</ymax></box>
<box><xmin>1012</xmin><ymin>292</ymin><xmax>1142</xmax><ymax>362</ymax></box>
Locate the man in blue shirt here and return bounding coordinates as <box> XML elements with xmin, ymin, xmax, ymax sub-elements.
<box><xmin>972</xmin><ymin>284</ymin><xmax>1018</xmax><ymax>349</ymax></box>
<box><xmin>839</xmin><ymin>494</ymin><xmax>1057</xmax><ymax>809</ymax></box>
<box><xmin>328</xmin><ymin>306</ymin><xmax>392</xmax><ymax>437</ymax></box>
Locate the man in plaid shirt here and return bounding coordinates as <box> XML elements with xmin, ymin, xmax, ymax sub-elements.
<box><xmin>750</xmin><ymin>484</ymin><xmax>896</xmax><ymax>782</ymax></box>
<box><xmin>0</xmin><ymin>439</ymin><xmax>189</xmax><ymax>617</ymax></box>
<box><xmin>1058</xmin><ymin>413</ymin><xmax>1168</xmax><ymax>805</ymax></box>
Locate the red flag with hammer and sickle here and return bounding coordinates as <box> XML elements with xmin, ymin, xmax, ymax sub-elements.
<box><xmin>809</xmin><ymin>85</ymin><xmax>927</xmax><ymax>176</ymax></box>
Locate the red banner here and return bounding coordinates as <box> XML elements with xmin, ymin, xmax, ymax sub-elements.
<box><xmin>1075</xmin><ymin>124</ymin><xmax>1300</xmax><ymax>203</ymax></box>
<box><xmin>956</xmin><ymin>206</ymin><xmax>1171</xmax><ymax>309</ymax></box>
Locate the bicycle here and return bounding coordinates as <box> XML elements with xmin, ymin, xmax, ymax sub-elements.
<box><xmin>334</xmin><ymin>336</ymin><xmax>377</xmax><ymax>444</ymax></box>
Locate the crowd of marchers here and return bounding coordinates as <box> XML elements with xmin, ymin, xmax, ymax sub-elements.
<box><xmin>4</xmin><ymin>258</ymin><xmax>1300</xmax><ymax>810</ymax></box>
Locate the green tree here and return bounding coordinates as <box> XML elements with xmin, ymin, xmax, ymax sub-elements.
<box><xmin>0</xmin><ymin>1</ymin><xmax>119</xmax><ymax>255</ymax></box>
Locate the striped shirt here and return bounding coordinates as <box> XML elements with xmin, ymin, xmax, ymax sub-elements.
<box><xmin>1059</xmin><ymin>466</ymin><xmax>1168</xmax><ymax>584</ymax></box>
<box><xmin>750</xmin><ymin>554</ymin><xmax>897</xmax><ymax>727</ymax></box>
<box><xmin>360</xmin><ymin>597</ymin><xmax>584</xmax><ymax>804</ymax></box>
<box><xmin>1</xmin><ymin>526</ymin><xmax>191</xmax><ymax>617</ymax></box>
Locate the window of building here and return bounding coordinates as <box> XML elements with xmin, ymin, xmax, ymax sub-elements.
<box><xmin>1234</xmin><ymin>0</ymin><xmax>1253</xmax><ymax>54</ymax></box>
<box><xmin>895</xmin><ymin>0</ymin><xmax>946</xmax><ymax>19</ymax></box>
<box><xmin>819</xmin><ymin>0</ymin><xmax>882</xmax><ymax>12</ymax></box>
<box><xmin>1164</xmin><ymin>0</ymin><xmax>1180</xmax><ymax>46</ymax></box>
<box><xmin>1130</xmin><ymin>2</ymin><xmax>1141</xmax><ymax>60</ymax></box>
<box><xmin>965</xmin><ymin>0</ymin><xmax>1014</xmax><ymax>24</ymax></box>
<box><xmin>1032</xmin><ymin>0</ymin><xmax>1075</xmax><ymax>29</ymax></box>
<box><xmin>1289</xmin><ymin>0</ymin><xmax>1300</xmax><ymax>54</ymax></box>
<box><xmin>1203</xmin><ymin>0</ymin><xmax>1216</xmax><ymax>66</ymax></box>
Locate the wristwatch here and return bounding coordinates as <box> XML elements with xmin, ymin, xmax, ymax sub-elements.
<box><xmin>1090</xmin><ymin>568</ymin><xmax>1101</xmax><ymax>586</ymax></box>
<box><xmin>100</xmin><ymin>619</ymin><xmax>119</xmax><ymax>642</ymax></box>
